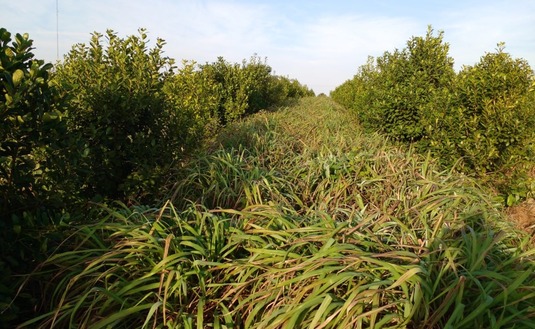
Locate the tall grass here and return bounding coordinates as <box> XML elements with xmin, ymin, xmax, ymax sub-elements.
<box><xmin>20</xmin><ymin>97</ymin><xmax>535</xmax><ymax>328</ymax></box>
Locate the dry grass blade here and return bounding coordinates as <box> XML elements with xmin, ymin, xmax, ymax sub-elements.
<box><xmin>21</xmin><ymin>97</ymin><xmax>535</xmax><ymax>328</ymax></box>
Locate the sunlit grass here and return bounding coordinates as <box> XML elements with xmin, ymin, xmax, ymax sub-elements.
<box><xmin>21</xmin><ymin>97</ymin><xmax>535</xmax><ymax>328</ymax></box>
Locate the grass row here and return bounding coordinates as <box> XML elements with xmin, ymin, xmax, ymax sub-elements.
<box><xmin>19</xmin><ymin>97</ymin><xmax>535</xmax><ymax>328</ymax></box>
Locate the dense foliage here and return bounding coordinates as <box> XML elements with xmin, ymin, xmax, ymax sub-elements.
<box><xmin>331</xmin><ymin>27</ymin><xmax>535</xmax><ymax>201</ymax></box>
<box><xmin>0</xmin><ymin>28</ymin><xmax>67</xmax><ymax>216</ymax></box>
<box><xmin>0</xmin><ymin>28</ymin><xmax>70</xmax><ymax>325</ymax></box>
<box><xmin>0</xmin><ymin>28</ymin><xmax>313</xmax><ymax>326</ymax></box>
<box><xmin>54</xmin><ymin>29</ymin><xmax>181</xmax><ymax>200</ymax></box>
<box><xmin>2</xmin><ymin>25</ymin><xmax>534</xmax><ymax>328</ymax></box>
<box><xmin>53</xmin><ymin>29</ymin><xmax>314</xmax><ymax>202</ymax></box>
<box><xmin>19</xmin><ymin>98</ymin><xmax>535</xmax><ymax>328</ymax></box>
<box><xmin>197</xmin><ymin>55</ymin><xmax>314</xmax><ymax>125</ymax></box>
<box><xmin>374</xmin><ymin>28</ymin><xmax>455</xmax><ymax>142</ymax></box>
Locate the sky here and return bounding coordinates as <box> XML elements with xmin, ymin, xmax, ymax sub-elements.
<box><xmin>2</xmin><ymin>0</ymin><xmax>535</xmax><ymax>94</ymax></box>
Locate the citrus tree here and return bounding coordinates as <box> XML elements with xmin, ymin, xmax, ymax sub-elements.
<box><xmin>0</xmin><ymin>28</ymin><xmax>68</xmax><ymax>326</ymax></box>
<box><xmin>427</xmin><ymin>44</ymin><xmax>535</xmax><ymax>200</ymax></box>
<box><xmin>0</xmin><ymin>28</ymin><xmax>67</xmax><ymax>217</ymax></box>
<box><xmin>54</xmin><ymin>29</ymin><xmax>184</xmax><ymax>201</ymax></box>
<box><xmin>372</xmin><ymin>27</ymin><xmax>455</xmax><ymax>141</ymax></box>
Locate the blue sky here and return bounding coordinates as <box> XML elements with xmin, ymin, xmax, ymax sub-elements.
<box><xmin>2</xmin><ymin>0</ymin><xmax>534</xmax><ymax>94</ymax></box>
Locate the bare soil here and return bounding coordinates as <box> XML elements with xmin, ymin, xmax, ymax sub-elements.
<box><xmin>507</xmin><ymin>198</ymin><xmax>535</xmax><ymax>243</ymax></box>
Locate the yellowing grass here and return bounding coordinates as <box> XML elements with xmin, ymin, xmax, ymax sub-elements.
<box><xmin>21</xmin><ymin>97</ymin><xmax>535</xmax><ymax>328</ymax></box>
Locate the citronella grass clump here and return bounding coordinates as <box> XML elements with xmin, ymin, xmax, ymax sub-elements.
<box><xmin>21</xmin><ymin>97</ymin><xmax>535</xmax><ymax>328</ymax></box>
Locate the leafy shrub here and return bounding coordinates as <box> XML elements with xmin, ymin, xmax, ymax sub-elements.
<box><xmin>331</xmin><ymin>56</ymin><xmax>378</xmax><ymax>130</ymax></box>
<box><xmin>428</xmin><ymin>44</ymin><xmax>534</xmax><ymax>172</ymax></box>
<box><xmin>426</xmin><ymin>44</ymin><xmax>535</xmax><ymax>200</ymax></box>
<box><xmin>163</xmin><ymin>60</ymin><xmax>221</xmax><ymax>140</ymax></box>
<box><xmin>240</xmin><ymin>55</ymin><xmax>274</xmax><ymax>114</ymax></box>
<box><xmin>197</xmin><ymin>55</ymin><xmax>313</xmax><ymax>126</ymax></box>
<box><xmin>0</xmin><ymin>28</ymin><xmax>67</xmax><ymax>217</ymax></box>
<box><xmin>332</xmin><ymin>27</ymin><xmax>535</xmax><ymax>201</ymax></box>
<box><xmin>371</xmin><ymin>27</ymin><xmax>455</xmax><ymax>141</ymax></box>
<box><xmin>331</xmin><ymin>27</ymin><xmax>455</xmax><ymax>142</ymax></box>
<box><xmin>0</xmin><ymin>28</ymin><xmax>69</xmax><ymax>327</ymax></box>
<box><xmin>330</xmin><ymin>77</ymin><xmax>358</xmax><ymax>109</ymax></box>
<box><xmin>199</xmin><ymin>57</ymin><xmax>251</xmax><ymax>124</ymax></box>
<box><xmin>268</xmin><ymin>74</ymin><xmax>315</xmax><ymax>104</ymax></box>
<box><xmin>54</xmin><ymin>29</ymin><xmax>185</xmax><ymax>201</ymax></box>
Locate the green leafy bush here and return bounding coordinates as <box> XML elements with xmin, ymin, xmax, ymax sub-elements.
<box><xmin>331</xmin><ymin>56</ymin><xmax>378</xmax><ymax>130</ymax></box>
<box><xmin>54</xmin><ymin>29</ymin><xmax>185</xmax><ymax>201</ymax></box>
<box><xmin>429</xmin><ymin>44</ymin><xmax>534</xmax><ymax>172</ymax></box>
<box><xmin>371</xmin><ymin>27</ymin><xmax>455</xmax><ymax>141</ymax></box>
<box><xmin>163</xmin><ymin>60</ymin><xmax>221</xmax><ymax>140</ymax></box>
<box><xmin>0</xmin><ymin>27</ymin><xmax>69</xmax><ymax>327</ymax></box>
<box><xmin>426</xmin><ymin>44</ymin><xmax>535</xmax><ymax>200</ymax></box>
<box><xmin>199</xmin><ymin>57</ymin><xmax>251</xmax><ymax>124</ymax></box>
<box><xmin>197</xmin><ymin>55</ymin><xmax>314</xmax><ymax>126</ymax></box>
<box><xmin>330</xmin><ymin>77</ymin><xmax>358</xmax><ymax>109</ymax></box>
<box><xmin>0</xmin><ymin>28</ymin><xmax>67</xmax><ymax>217</ymax></box>
<box><xmin>240</xmin><ymin>55</ymin><xmax>274</xmax><ymax>114</ymax></box>
<box><xmin>268</xmin><ymin>74</ymin><xmax>315</xmax><ymax>104</ymax></box>
<box><xmin>331</xmin><ymin>28</ymin><xmax>455</xmax><ymax>142</ymax></box>
<box><xmin>164</xmin><ymin>55</ymin><xmax>314</xmax><ymax>144</ymax></box>
<box><xmin>332</xmin><ymin>27</ymin><xmax>535</xmax><ymax>201</ymax></box>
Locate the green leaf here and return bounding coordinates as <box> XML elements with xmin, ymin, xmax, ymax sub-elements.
<box><xmin>91</xmin><ymin>303</ymin><xmax>155</xmax><ymax>329</ymax></box>
<box><xmin>12</xmin><ymin>69</ymin><xmax>24</xmax><ymax>86</ymax></box>
<box><xmin>43</xmin><ymin>112</ymin><xmax>57</xmax><ymax>123</ymax></box>
<box><xmin>5</xmin><ymin>47</ymin><xmax>14</xmax><ymax>58</ymax></box>
<box><xmin>506</xmin><ymin>194</ymin><xmax>516</xmax><ymax>207</ymax></box>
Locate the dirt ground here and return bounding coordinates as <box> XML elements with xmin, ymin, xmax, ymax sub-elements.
<box><xmin>507</xmin><ymin>198</ymin><xmax>535</xmax><ymax>243</ymax></box>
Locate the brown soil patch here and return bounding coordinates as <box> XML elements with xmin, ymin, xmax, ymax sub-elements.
<box><xmin>507</xmin><ymin>198</ymin><xmax>535</xmax><ymax>243</ymax></box>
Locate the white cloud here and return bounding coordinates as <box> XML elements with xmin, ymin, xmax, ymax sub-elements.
<box><xmin>268</xmin><ymin>15</ymin><xmax>421</xmax><ymax>93</ymax></box>
<box><xmin>435</xmin><ymin>0</ymin><xmax>535</xmax><ymax>69</ymax></box>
